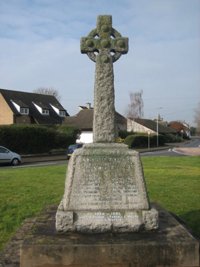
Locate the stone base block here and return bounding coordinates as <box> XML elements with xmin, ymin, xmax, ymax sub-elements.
<box><xmin>56</xmin><ymin>143</ymin><xmax>159</xmax><ymax>233</ymax></box>
<box><xmin>56</xmin><ymin>202</ymin><xmax>158</xmax><ymax>233</ymax></box>
<box><xmin>20</xmin><ymin>205</ymin><xmax>199</xmax><ymax>267</ymax></box>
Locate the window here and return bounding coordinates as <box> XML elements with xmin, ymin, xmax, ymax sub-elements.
<box><xmin>42</xmin><ymin>109</ymin><xmax>49</xmax><ymax>115</ymax></box>
<box><xmin>50</xmin><ymin>104</ymin><xmax>66</xmax><ymax>117</ymax></box>
<box><xmin>59</xmin><ymin>110</ymin><xmax>66</xmax><ymax>117</ymax></box>
<box><xmin>20</xmin><ymin>108</ymin><xmax>29</xmax><ymax>115</ymax></box>
<box><xmin>0</xmin><ymin>147</ymin><xmax>9</xmax><ymax>153</ymax></box>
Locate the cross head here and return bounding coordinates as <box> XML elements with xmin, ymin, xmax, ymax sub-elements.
<box><xmin>81</xmin><ymin>15</ymin><xmax>128</xmax><ymax>63</ymax></box>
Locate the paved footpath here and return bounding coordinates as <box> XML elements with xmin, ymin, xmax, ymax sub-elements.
<box><xmin>173</xmin><ymin>147</ymin><xmax>200</xmax><ymax>156</ymax></box>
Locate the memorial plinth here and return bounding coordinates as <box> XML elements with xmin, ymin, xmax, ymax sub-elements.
<box><xmin>56</xmin><ymin>144</ymin><xmax>158</xmax><ymax>232</ymax></box>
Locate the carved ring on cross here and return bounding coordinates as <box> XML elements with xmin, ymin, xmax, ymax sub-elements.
<box><xmin>81</xmin><ymin>15</ymin><xmax>128</xmax><ymax>64</ymax></box>
<box><xmin>85</xmin><ymin>28</ymin><xmax>124</xmax><ymax>63</ymax></box>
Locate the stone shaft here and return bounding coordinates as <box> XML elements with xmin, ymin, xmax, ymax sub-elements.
<box><xmin>93</xmin><ymin>58</ymin><xmax>116</xmax><ymax>142</ymax></box>
<box><xmin>80</xmin><ymin>15</ymin><xmax>128</xmax><ymax>142</ymax></box>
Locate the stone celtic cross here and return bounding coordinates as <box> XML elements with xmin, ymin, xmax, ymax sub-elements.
<box><xmin>81</xmin><ymin>15</ymin><xmax>128</xmax><ymax>142</ymax></box>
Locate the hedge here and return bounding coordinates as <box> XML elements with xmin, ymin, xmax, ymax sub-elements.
<box><xmin>118</xmin><ymin>130</ymin><xmax>135</xmax><ymax>139</ymax></box>
<box><xmin>0</xmin><ymin>125</ymin><xmax>78</xmax><ymax>154</ymax></box>
<box><xmin>163</xmin><ymin>134</ymin><xmax>183</xmax><ymax>143</ymax></box>
<box><xmin>124</xmin><ymin>134</ymin><xmax>165</xmax><ymax>148</ymax></box>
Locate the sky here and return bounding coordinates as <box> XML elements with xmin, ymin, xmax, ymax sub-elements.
<box><xmin>0</xmin><ymin>0</ymin><xmax>200</xmax><ymax>126</ymax></box>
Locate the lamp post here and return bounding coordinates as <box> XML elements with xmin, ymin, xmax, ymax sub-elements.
<box><xmin>148</xmin><ymin>131</ymin><xmax>150</xmax><ymax>149</ymax></box>
<box><xmin>156</xmin><ymin>107</ymin><xmax>163</xmax><ymax>147</ymax></box>
<box><xmin>156</xmin><ymin>114</ymin><xmax>159</xmax><ymax>147</ymax></box>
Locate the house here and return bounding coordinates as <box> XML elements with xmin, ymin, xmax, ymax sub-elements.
<box><xmin>127</xmin><ymin>118</ymin><xmax>176</xmax><ymax>135</ymax></box>
<box><xmin>0</xmin><ymin>88</ymin><xmax>69</xmax><ymax>125</ymax></box>
<box><xmin>168</xmin><ymin>121</ymin><xmax>191</xmax><ymax>138</ymax></box>
<box><xmin>64</xmin><ymin>104</ymin><xmax>127</xmax><ymax>143</ymax></box>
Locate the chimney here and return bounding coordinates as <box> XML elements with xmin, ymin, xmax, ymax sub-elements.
<box><xmin>86</xmin><ymin>102</ymin><xmax>92</xmax><ymax>109</ymax></box>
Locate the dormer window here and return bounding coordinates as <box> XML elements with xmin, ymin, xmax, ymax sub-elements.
<box><xmin>50</xmin><ymin>104</ymin><xmax>66</xmax><ymax>117</ymax></box>
<box><xmin>11</xmin><ymin>100</ymin><xmax>29</xmax><ymax>115</ymax></box>
<box><xmin>33</xmin><ymin>102</ymin><xmax>49</xmax><ymax>116</ymax></box>
<box><xmin>20</xmin><ymin>107</ymin><xmax>29</xmax><ymax>115</ymax></box>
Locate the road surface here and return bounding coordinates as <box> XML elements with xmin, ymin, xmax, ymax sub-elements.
<box><xmin>2</xmin><ymin>137</ymin><xmax>199</xmax><ymax>168</ymax></box>
<box><xmin>141</xmin><ymin>137</ymin><xmax>200</xmax><ymax>157</ymax></box>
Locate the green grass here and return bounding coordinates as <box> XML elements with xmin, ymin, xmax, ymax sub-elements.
<box><xmin>0</xmin><ymin>156</ymin><xmax>199</xmax><ymax>250</ymax></box>
<box><xmin>0</xmin><ymin>165</ymin><xmax>66</xmax><ymax>250</ymax></box>
<box><xmin>142</xmin><ymin>156</ymin><xmax>200</xmax><ymax>236</ymax></box>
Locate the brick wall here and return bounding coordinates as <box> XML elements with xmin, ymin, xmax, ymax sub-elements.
<box><xmin>0</xmin><ymin>93</ymin><xmax>14</xmax><ymax>125</ymax></box>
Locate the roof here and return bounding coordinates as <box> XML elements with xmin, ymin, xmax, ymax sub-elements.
<box><xmin>134</xmin><ymin>118</ymin><xmax>177</xmax><ymax>134</ymax></box>
<box><xmin>65</xmin><ymin>109</ymin><xmax>93</xmax><ymax>130</ymax></box>
<box><xmin>168</xmin><ymin>121</ymin><xmax>190</xmax><ymax>131</ymax></box>
<box><xmin>12</xmin><ymin>99</ymin><xmax>29</xmax><ymax>108</ymax></box>
<box><xmin>64</xmin><ymin>108</ymin><xmax>127</xmax><ymax>130</ymax></box>
<box><xmin>0</xmin><ymin>88</ymin><xmax>69</xmax><ymax>125</ymax></box>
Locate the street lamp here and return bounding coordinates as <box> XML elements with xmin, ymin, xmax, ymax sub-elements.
<box><xmin>148</xmin><ymin>131</ymin><xmax>150</xmax><ymax>149</ymax></box>
<box><xmin>156</xmin><ymin>114</ymin><xmax>159</xmax><ymax>147</ymax></box>
<box><xmin>156</xmin><ymin>107</ymin><xmax>163</xmax><ymax>147</ymax></box>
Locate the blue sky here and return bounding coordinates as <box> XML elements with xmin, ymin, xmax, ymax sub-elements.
<box><xmin>0</xmin><ymin>0</ymin><xmax>199</xmax><ymax>126</ymax></box>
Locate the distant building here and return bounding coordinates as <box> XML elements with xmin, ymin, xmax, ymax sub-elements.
<box><xmin>127</xmin><ymin>118</ymin><xmax>176</xmax><ymax>135</ymax></box>
<box><xmin>64</xmin><ymin>104</ymin><xmax>127</xmax><ymax>143</ymax></box>
<box><xmin>168</xmin><ymin>121</ymin><xmax>191</xmax><ymax>138</ymax></box>
<box><xmin>0</xmin><ymin>88</ymin><xmax>69</xmax><ymax>125</ymax></box>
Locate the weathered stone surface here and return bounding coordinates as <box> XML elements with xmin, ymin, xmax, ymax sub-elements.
<box><xmin>55</xmin><ymin>15</ymin><xmax>158</xmax><ymax>234</ymax></box>
<box><xmin>20</xmin><ymin>205</ymin><xmax>199</xmax><ymax>267</ymax></box>
<box><xmin>81</xmin><ymin>15</ymin><xmax>128</xmax><ymax>142</ymax></box>
<box><xmin>56</xmin><ymin>144</ymin><xmax>158</xmax><ymax>233</ymax></box>
<box><xmin>93</xmin><ymin>56</ymin><xmax>116</xmax><ymax>142</ymax></box>
<box><xmin>80</xmin><ymin>15</ymin><xmax>128</xmax><ymax>63</ymax></box>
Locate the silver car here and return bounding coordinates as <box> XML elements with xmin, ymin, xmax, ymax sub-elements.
<box><xmin>0</xmin><ymin>146</ymin><xmax>21</xmax><ymax>166</ymax></box>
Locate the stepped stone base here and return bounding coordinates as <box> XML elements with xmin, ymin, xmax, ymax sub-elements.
<box><xmin>20</xmin><ymin>204</ymin><xmax>200</xmax><ymax>267</ymax></box>
<box><xmin>56</xmin><ymin>143</ymin><xmax>158</xmax><ymax>233</ymax></box>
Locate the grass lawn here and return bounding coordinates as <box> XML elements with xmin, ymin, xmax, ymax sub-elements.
<box><xmin>0</xmin><ymin>164</ymin><xmax>66</xmax><ymax>250</ymax></box>
<box><xmin>142</xmin><ymin>156</ymin><xmax>200</xmax><ymax>237</ymax></box>
<box><xmin>0</xmin><ymin>156</ymin><xmax>199</xmax><ymax>250</ymax></box>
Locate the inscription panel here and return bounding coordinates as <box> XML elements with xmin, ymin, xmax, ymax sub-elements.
<box><xmin>77</xmin><ymin>211</ymin><xmax>139</xmax><ymax>222</ymax></box>
<box><xmin>69</xmin><ymin>154</ymin><xmax>142</xmax><ymax>210</ymax></box>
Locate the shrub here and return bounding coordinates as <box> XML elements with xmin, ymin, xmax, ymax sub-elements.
<box><xmin>124</xmin><ymin>134</ymin><xmax>148</xmax><ymax>148</ymax></box>
<box><xmin>124</xmin><ymin>135</ymin><xmax>135</xmax><ymax>148</ymax></box>
<box><xmin>0</xmin><ymin>125</ymin><xmax>78</xmax><ymax>154</ymax></box>
<box><xmin>150</xmin><ymin>134</ymin><xmax>165</xmax><ymax>147</ymax></box>
<box><xmin>124</xmin><ymin>134</ymin><xmax>165</xmax><ymax>148</ymax></box>
<box><xmin>163</xmin><ymin>134</ymin><xmax>183</xmax><ymax>143</ymax></box>
<box><xmin>118</xmin><ymin>130</ymin><xmax>135</xmax><ymax>139</ymax></box>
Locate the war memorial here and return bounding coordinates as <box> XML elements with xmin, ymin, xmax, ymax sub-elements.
<box><xmin>20</xmin><ymin>15</ymin><xmax>199</xmax><ymax>267</ymax></box>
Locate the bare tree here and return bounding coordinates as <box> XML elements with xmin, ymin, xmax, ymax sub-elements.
<box><xmin>33</xmin><ymin>87</ymin><xmax>61</xmax><ymax>101</ymax></box>
<box><xmin>194</xmin><ymin>102</ymin><xmax>200</xmax><ymax>134</ymax></box>
<box><xmin>127</xmin><ymin>90</ymin><xmax>144</xmax><ymax>119</ymax></box>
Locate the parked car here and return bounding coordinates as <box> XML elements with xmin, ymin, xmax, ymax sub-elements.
<box><xmin>67</xmin><ymin>143</ymin><xmax>83</xmax><ymax>159</ymax></box>
<box><xmin>0</xmin><ymin>146</ymin><xmax>21</xmax><ymax>166</ymax></box>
